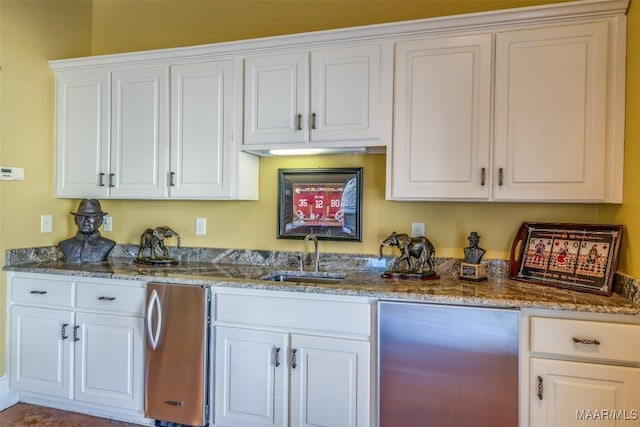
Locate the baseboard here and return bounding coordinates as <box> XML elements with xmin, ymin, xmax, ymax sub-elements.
<box><xmin>0</xmin><ymin>376</ymin><xmax>19</xmax><ymax>410</ymax></box>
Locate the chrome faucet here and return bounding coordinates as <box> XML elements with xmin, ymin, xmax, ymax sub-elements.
<box><xmin>304</xmin><ymin>233</ymin><xmax>320</xmax><ymax>272</ymax></box>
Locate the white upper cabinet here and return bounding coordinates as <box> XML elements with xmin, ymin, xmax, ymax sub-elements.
<box><xmin>388</xmin><ymin>34</ymin><xmax>493</xmax><ymax>200</ymax></box>
<box><xmin>388</xmin><ymin>12</ymin><xmax>626</xmax><ymax>203</ymax></box>
<box><xmin>170</xmin><ymin>60</ymin><xmax>257</xmax><ymax>199</ymax></box>
<box><xmin>111</xmin><ymin>66</ymin><xmax>169</xmax><ymax>199</ymax></box>
<box><xmin>52</xmin><ymin>0</ymin><xmax>628</xmax><ymax>202</ymax></box>
<box><xmin>53</xmin><ymin>60</ymin><xmax>258</xmax><ymax>200</ymax></box>
<box><xmin>493</xmin><ymin>22</ymin><xmax>611</xmax><ymax>202</ymax></box>
<box><xmin>244</xmin><ymin>52</ymin><xmax>308</xmax><ymax>145</ymax></box>
<box><xmin>55</xmin><ymin>71</ymin><xmax>110</xmax><ymax>198</ymax></box>
<box><xmin>243</xmin><ymin>43</ymin><xmax>392</xmax><ymax>151</ymax></box>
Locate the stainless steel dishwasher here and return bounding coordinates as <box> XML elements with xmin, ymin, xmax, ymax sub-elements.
<box><xmin>379</xmin><ymin>301</ymin><xmax>519</xmax><ymax>427</ymax></box>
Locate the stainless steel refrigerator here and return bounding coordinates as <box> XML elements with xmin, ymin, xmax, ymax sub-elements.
<box><xmin>145</xmin><ymin>283</ymin><xmax>210</xmax><ymax>426</ymax></box>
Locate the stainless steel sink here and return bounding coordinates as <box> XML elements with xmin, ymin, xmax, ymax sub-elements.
<box><xmin>259</xmin><ymin>271</ymin><xmax>346</xmax><ymax>284</ymax></box>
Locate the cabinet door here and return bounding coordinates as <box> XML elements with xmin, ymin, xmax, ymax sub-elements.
<box><xmin>388</xmin><ymin>34</ymin><xmax>492</xmax><ymax>200</ymax></box>
<box><xmin>74</xmin><ymin>312</ymin><xmax>144</xmax><ymax>411</ymax></box>
<box><xmin>10</xmin><ymin>306</ymin><xmax>73</xmax><ymax>398</ymax></box>
<box><xmin>55</xmin><ymin>70</ymin><xmax>110</xmax><ymax>198</ymax></box>
<box><xmin>530</xmin><ymin>358</ymin><xmax>640</xmax><ymax>427</ymax></box>
<box><xmin>111</xmin><ymin>66</ymin><xmax>169</xmax><ymax>198</ymax></box>
<box><xmin>170</xmin><ymin>60</ymin><xmax>235</xmax><ymax>198</ymax></box>
<box><xmin>290</xmin><ymin>334</ymin><xmax>371</xmax><ymax>427</ymax></box>
<box><xmin>310</xmin><ymin>44</ymin><xmax>385</xmax><ymax>144</ymax></box>
<box><xmin>214</xmin><ymin>326</ymin><xmax>287</xmax><ymax>427</ymax></box>
<box><xmin>244</xmin><ymin>52</ymin><xmax>308</xmax><ymax>145</ymax></box>
<box><xmin>494</xmin><ymin>22</ymin><xmax>608</xmax><ymax>202</ymax></box>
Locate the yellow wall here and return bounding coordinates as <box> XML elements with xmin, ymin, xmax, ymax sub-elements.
<box><xmin>0</xmin><ymin>0</ymin><xmax>92</xmax><ymax>375</ymax></box>
<box><xmin>0</xmin><ymin>0</ymin><xmax>638</xmax><ymax>374</ymax></box>
<box><xmin>84</xmin><ymin>0</ymin><xmax>604</xmax><ymax>262</ymax></box>
<box><xmin>605</xmin><ymin>0</ymin><xmax>640</xmax><ymax>277</ymax></box>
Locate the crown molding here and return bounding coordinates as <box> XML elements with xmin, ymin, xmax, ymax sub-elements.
<box><xmin>49</xmin><ymin>0</ymin><xmax>630</xmax><ymax>71</ymax></box>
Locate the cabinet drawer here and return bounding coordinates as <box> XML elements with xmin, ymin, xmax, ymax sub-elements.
<box><xmin>215</xmin><ymin>293</ymin><xmax>372</xmax><ymax>337</ymax></box>
<box><xmin>76</xmin><ymin>282</ymin><xmax>146</xmax><ymax>315</ymax></box>
<box><xmin>11</xmin><ymin>276</ymin><xmax>73</xmax><ymax>307</ymax></box>
<box><xmin>531</xmin><ymin>317</ymin><xmax>640</xmax><ymax>364</ymax></box>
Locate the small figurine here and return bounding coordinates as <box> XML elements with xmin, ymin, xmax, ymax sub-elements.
<box><xmin>460</xmin><ymin>231</ymin><xmax>488</xmax><ymax>281</ymax></box>
<box><xmin>135</xmin><ymin>226</ymin><xmax>180</xmax><ymax>265</ymax></box>
<box><xmin>379</xmin><ymin>231</ymin><xmax>439</xmax><ymax>280</ymax></box>
<box><xmin>58</xmin><ymin>199</ymin><xmax>115</xmax><ymax>263</ymax></box>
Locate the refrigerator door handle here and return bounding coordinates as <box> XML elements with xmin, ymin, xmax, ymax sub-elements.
<box><xmin>146</xmin><ymin>289</ymin><xmax>162</xmax><ymax>351</ymax></box>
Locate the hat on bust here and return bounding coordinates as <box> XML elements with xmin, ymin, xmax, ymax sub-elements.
<box><xmin>467</xmin><ymin>231</ymin><xmax>481</xmax><ymax>241</ymax></box>
<box><xmin>71</xmin><ymin>199</ymin><xmax>107</xmax><ymax>216</ymax></box>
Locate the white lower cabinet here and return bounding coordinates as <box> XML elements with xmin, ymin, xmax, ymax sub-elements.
<box><xmin>524</xmin><ymin>312</ymin><xmax>640</xmax><ymax>427</ymax></box>
<box><xmin>73</xmin><ymin>312</ymin><xmax>144</xmax><ymax>409</ymax></box>
<box><xmin>530</xmin><ymin>358</ymin><xmax>640</xmax><ymax>427</ymax></box>
<box><xmin>10</xmin><ymin>306</ymin><xmax>73</xmax><ymax>398</ymax></box>
<box><xmin>7</xmin><ymin>273</ymin><xmax>146</xmax><ymax>422</ymax></box>
<box><xmin>213</xmin><ymin>289</ymin><xmax>374</xmax><ymax>427</ymax></box>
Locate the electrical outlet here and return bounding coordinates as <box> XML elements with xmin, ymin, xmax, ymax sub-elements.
<box><xmin>411</xmin><ymin>222</ymin><xmax>425</xmax><ymax>237</ymax></box>
<box><xmin>195</xmin><ymin>217</ymin><xmax>207</xmax><ymax>236</ymax></box>
<box><xmin>103</xmin><ymin>215</ymin><xmax>112</xmax><ymax>232</ymax></box>
<box><xmin>40</xmin><ymin>214</ymin><xmax>52</xmax><ymax>233</ymax></box>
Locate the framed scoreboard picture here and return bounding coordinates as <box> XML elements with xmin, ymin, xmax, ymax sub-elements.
<box><xmin>278</xmin><ymin>168</ymin><xmax>362</xmax><ymax>241</ymax></box>
<box><xmin>510</xmin><ymin>222</ymin><xmax>623</xmax><ymax>295</ymax></box>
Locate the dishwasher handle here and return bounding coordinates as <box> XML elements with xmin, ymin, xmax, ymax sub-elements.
<box><xmin>146</xmin><ymin>289</ymin><xmax>162</xmax><ymax>351</ymax></box>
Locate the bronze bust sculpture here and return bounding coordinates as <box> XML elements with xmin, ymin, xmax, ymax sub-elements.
<box><xmin>463</xmin><ymin>232</ymin><xmax>486</xmax><ymax>264</ymax></box>
<box><xmin>460</xmin><ymin>231</ymin><xmax>487</xmax><ymax>281</ymax></box>
<box><xmin>58</xmin><ymin>199</ymin><xmax>115</xmax><ymax>263</ymax></box>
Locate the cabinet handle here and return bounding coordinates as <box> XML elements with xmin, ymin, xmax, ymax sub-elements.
<box><xmin>296</xmin><ymin>114</ymin><xmax>302</xmax><ymax>131</ymax></box>
<box><xmin>498</xmin><ymin>168</ymin><xmax>504</xmax><ymax>186</ymax></box>
<box><xmin>61</xmin><ymin>323</ymin><xmax>69</xmax><ymax>340</ymax></box>
<box><xmin>98</xmin><ymin>296</ymin><xmax>116</xmax><ymax>301</ymax></box>
<box><xmin>29</xmin><ymin>290</ymin><xmax>47</xmax><ymax>295</ymax></box>
<box><xmin>168</xmin><ymin>171</ymin><xmax>175</xmax><ymax>187</ymax></box>
<box><xmin>73</xmin><ymin>325</ymin><xmax>80</xmax><ymax>342</ymax></box>
<box><xmin>108</xmin><ymin>173</ymin><xmax>115</xmax><ymax>188</ymax></box>
<box><xmin>291</xmin><ymin>348</ymin><xmax>298</xmax><ymax>369</ymax></box>
<box><xmin>480</xmin><ymin>167</ymin><xmax>486</xmax><ymax>186</ymax></box>
<box><xmin>537</xmin><ymin>375</ymin><xmax>543</xmax><ymax>400</ymax></box>
<box><xmin>311</xmin><ymin>113</ymin><xmax>317</xmax><ymax>130</ymax></box>
<box><xmin>274</xmin><ymin>347</ymin><xmax>281</xmax><ymax>367</ymax></box>
<box><xmin>572</xmin><ymin>337</ymin><xmax>601</xmax><ymax>346</ymax></box>
<box><xmin>98</xmin><ymin>172</ymin><xmax>105</xmax><ymax>187</ymax></box>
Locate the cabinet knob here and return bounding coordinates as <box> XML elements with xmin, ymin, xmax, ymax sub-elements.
<box><xmin>98</xmin><ymin>296</ymin><xmax>116</xmax><ymax>301</ymax></box>
<box><xmin>291</xmin><ymin>348</ymin><xmax>298</xmax><ymax>369</ymax></box>
<box><xmin>296</xmin><ymin>114</ymin><xmax>303</xmax><ymax>131</ymax></box>
<box><xmin>168</xmin><ymin>171</ymin><xmax>176</xmax><ymax>187</ymax></box>
<box><xmin>29</xmin><ymin>290</ymin><xmax>47</xmax><ymax>295</ymax></box>
<box><xmin>311</xmin><ymin>113</ymin><xmax>317</xmax><ymax>130</ymax></box>
<box><xmin>73</xmin><ymin>325</ymin><xmax>80</xmax><ymax>342</ymax></box>
<box><xmin>480</xmin><ymin>167</ymin><xmax>486</xmax><ymax>186</ymax></box>
<box><xmin>98</xmin><ymin>172</ymin><xmax>105</xmax><ymax>187</ymax></box>
<box><xmin>498</xmin><ymin>168</ymin><xmax>504</xmax><ymax>186</ymax></box>
<box><xmin>108</xmin><ymin>173</ymin><xmax>115</xmax><ymax>188</ymax></box>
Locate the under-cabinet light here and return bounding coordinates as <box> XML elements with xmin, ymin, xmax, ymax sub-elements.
<box><xmin>267</xmin><ymin>147</ymin><xmax>368</xmax><ymax>156</ymax></box>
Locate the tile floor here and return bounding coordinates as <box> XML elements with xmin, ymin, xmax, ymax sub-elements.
<box><xmin>0</xmin><ymin>403</ymin><xmax>142</xmax><ymax>426</ymax></box>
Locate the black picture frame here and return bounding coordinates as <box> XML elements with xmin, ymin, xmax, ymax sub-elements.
<box><xmin>509</xmin><ymin>222</ymin><xmax>623</xmax><ymax>296</ymax></box>
<box><xmin>278</xmin><ymin>168</ymin><xmax>363</xmax><ymax>241</ymax></box>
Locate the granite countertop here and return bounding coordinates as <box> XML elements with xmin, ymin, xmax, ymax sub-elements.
<box><xmin>5</xmin><ymin>245</ymin><xmax>639</xmax><ymax>315</ymax></box>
